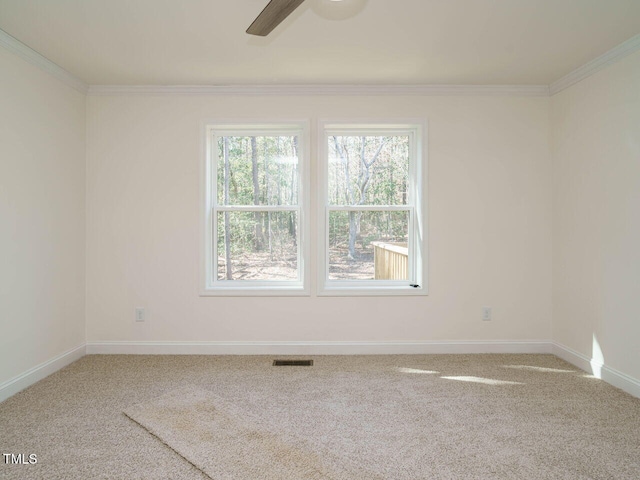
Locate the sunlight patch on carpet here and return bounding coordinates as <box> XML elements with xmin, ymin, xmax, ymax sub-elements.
<box><xmin>396</xmin><ymin>367</ymin><xmax>439</xmax><ymax>374</ymax></box>
<box><xmin>440</xmin><ymin>376</ymin><xmax>524</xmax><ymax>386</ymax></box>
<box><xmin>502</xmin><ymin>365</ymin><xmax>576</xmax><ymax>373</ymax></box>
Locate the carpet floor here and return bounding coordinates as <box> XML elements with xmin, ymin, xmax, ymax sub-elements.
<box><xmin>1</xmin><ymin>354</ymin><xmax>639</xmax><ymax>479</ymax></box>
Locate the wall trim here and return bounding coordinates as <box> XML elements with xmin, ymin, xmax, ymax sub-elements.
<box><xmin>550</xmin><ymin>33</ymin><xmax>640</xmax><ymax>95</ymax></box>
<box><xmin>87</xmin><ymin>84</ymin><xmax>550</xmax><ymax>97</ymax></box>
<box><xmin>0</xmin><ymin>28</ymin><xmax>88</xmax><ymax>94</ymax></box>
<box><xmin>2</xmin><ymin>26</ymin><xmax>639</xmax><ymax>98</ymax></box>
<box><xmin>552</xmin><ymin>342</ymin><xmax>640</xmax><ymax>399</ymax></box>
<box><xmin>0</xmin><ymin>344</ymin><xmax>86</xmax><ymax>404</ymax></box>
<box><xmin>86</xmin><ymin>340</ymin><xmax>552</xmax><ymax>355</ymax></box>
<box><xmin>4</xmin><ymin>343</ymin><xmax>637</xmax><ymax>401</ymax></box>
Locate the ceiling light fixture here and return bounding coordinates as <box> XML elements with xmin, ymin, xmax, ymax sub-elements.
<box><xmin>247</xmin><ymin>0</ymin><xmax>367</xmax><ymax>36</ymax></box>
<box><xmin>311</xmin><ymin>0</ymin><xmax>368</xmax><ymax>22</ymax></box>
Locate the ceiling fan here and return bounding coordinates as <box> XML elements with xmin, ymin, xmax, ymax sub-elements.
<box><xmin>247</xmin><ymin>0</ymin><xmax>344</xmax><ymax>36</ymax></box>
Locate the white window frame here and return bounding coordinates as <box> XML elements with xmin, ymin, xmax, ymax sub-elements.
<box><xmin>317</xmin><ymin>121</ymin><xmax>428</xmax><ymax>296</ymax></box>
<box><xmin>200</xmin><ymin>121</ymin><xmax>310</xmax><ymax>296</ymax></box>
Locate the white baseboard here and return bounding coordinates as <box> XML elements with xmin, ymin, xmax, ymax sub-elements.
<box><xmin>0</xmin><ymin>344</ymin><xmax>86</xmax><ymax>403</ymax></box>
<box><xmin>4</xmin><ymin>341</ymin><xmax>637</xmax><ymax>402</ymax></box>
<box><xmin>86</xmin><ymin>340</ymin><xmax>552</xmax><ymax>356</ymax></box>
<box><xmin>552</xmin><ymin>342</ymin><xmax>640</xmax><ymax>399</ymax></box>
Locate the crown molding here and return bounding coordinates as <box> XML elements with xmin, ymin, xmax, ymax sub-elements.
<box><xmin>3</xmin><ymin>23</ymin><xmax>637</xmax><ymax>99</ymax></box>
<box><xmin>550</xmin><ymin>33</ymin><xmax>640</xmax><ymax>96</ymax></box>
<box><xmin>0</xmin><ymin>29</ymin><xmax>88</xmax><ymax>94</ymax></box>
<box><xmin>88</xmin><ymin>84</ymin><xmax>550</xmax><ymax>97</ymax></box>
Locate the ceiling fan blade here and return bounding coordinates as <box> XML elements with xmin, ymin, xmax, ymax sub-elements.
<box><xmin>247</xmin><ymin>0</ymin><xmax>306</xmax><ymax>36</ymax></box>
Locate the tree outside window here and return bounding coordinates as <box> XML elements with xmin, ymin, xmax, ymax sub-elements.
<box><xmin>319</xmin><ymin>123</ymin><xmax>426</xmax><ymax>296</ymax></box>
<box><xmin>202</xmin><ymin>123</ymin><xmax>310</xmax><ymax>295</ymax></box>
<box><xmin>201</xmin><ymin>121</ymin><xmax>426</xmax><ymax>296</ymax></box>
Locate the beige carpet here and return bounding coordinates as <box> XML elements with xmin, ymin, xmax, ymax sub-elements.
<box><xmin>1</xmin><ymin>354</ymin><xmax>640</xmax><ymax>479</ymax></box>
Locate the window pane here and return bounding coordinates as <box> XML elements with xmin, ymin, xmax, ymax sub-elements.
<box><xmin>328</xmin><ymin>210</ymin><xmax>409</xmax><ymax>281</ymax></box>
<box><xmin>217</xmin><ymin>211</ymin><xmax>298</xmax><ymax>281</ymax></box>
<box><xmin>217</xmin><ymin>135</ymin><xmax>299</xmax><ymax>206</ymax></box>
<box><xmin>328</xmin><ymin>135</ymin><xmax>409</xmax><ymax>206</ymax></box>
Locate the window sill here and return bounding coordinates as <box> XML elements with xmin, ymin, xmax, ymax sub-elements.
<box><xmin>317</xmin><ymin>284</ymin><xmax>427</xmax><ymax>297</ymax></box>
<box><xmin>200</xmin><ymin>285</ymin><xmax>310</xmax><ymax>297</ymax></box>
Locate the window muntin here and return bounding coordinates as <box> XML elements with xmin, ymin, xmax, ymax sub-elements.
<box><xmin>319</xmin><ymin>124</ymin><xmax>425</xmax><ymax>295</ymax></box>
<box><xmin>203</xmin><ymin>124</ymin><xmax>308</xmax><ymax>295</ymax></box>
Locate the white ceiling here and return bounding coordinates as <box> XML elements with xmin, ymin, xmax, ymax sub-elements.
<box><xmin>0</xmin><ymin>0</ymin><xmax>639</xmax><ymax>86</ymax></box>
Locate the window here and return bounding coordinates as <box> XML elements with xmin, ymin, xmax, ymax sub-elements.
<box><xmin>318</xmin><ymin>123</ymin><xmax>427</xmax><ymax>296</ymax></box>
<box><xmin>201</xmin><ymin>123</ymin><xmax>310</xmax><ymax>295</ymax></box>
<box><xmin>201</xmin><ymin>120</ymin><xmax>426</xmax><ymax>297</ymax></box>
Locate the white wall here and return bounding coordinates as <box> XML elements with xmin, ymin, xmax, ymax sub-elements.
<box><xmin>1</xmin><ymin>25</ymin><xmax>638</xmax><ymax>398</ymax></box>
<box><xmin>0</xmin><ymin>48</ymin><xmax>86</xmax><ymax>386</ymax></box>
<box><xmin>86</xmin><ymin>94</ymin><xmax>552</xmax><ymax>347</ymax></box>
<box><xmin>552</xmin><ymin>50</ymin><xmax>640</xmax><ymax>381</ymax></box>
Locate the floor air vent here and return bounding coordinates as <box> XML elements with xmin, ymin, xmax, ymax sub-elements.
<box><xmin>273</xmin><ymin>359</ymin><xmax>313</xmax><ymax>366</ymax></box>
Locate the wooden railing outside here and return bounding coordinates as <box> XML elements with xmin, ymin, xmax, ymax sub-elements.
<box><xmin>372</xmin><ymin>242</ymin><xmax>408</xmax><ymax>280</ymax></box>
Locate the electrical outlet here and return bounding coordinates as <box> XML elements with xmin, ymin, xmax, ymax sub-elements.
<box><xmin>135</xmin><ymin>307</ymin><xmax>145</xmax><ymax>322</ymax></box>
<box><xmin>482</xmin><ymin>306</ymin><xmax>492</xmax><ymax>321</ymax></box>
